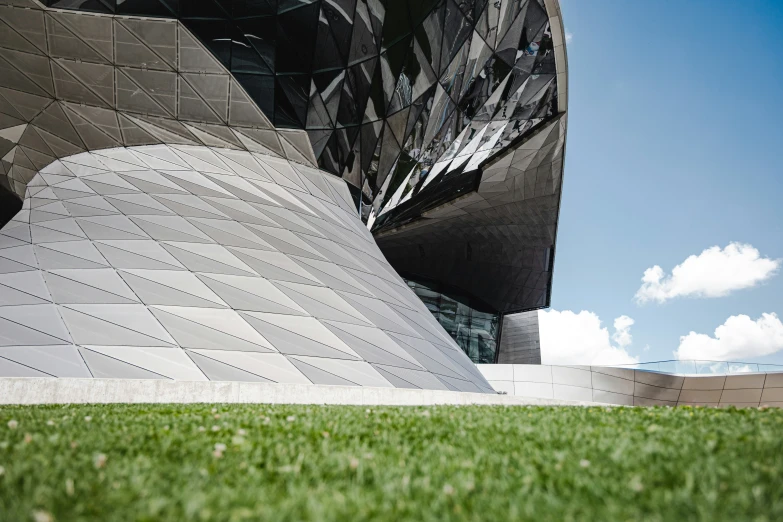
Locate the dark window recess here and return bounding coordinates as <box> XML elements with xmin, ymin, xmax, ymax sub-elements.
<box><xmin>405</xmin><ymin>277</ymin><xmax>501</xmax><ymax>364</ymax></box>
<box><xmin>0</xmin><ymin>183</ymin><xmax>22</xmax><ymax>229</ymax></box>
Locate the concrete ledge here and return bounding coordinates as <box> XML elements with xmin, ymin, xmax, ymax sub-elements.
<box><xmin>0</xmin><ymin>378</ymin><xmax>601</xmax><ymax>407</ymax></box>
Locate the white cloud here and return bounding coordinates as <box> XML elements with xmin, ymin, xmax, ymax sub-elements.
<box><xmin>539</xmin><ymin>310</ymin><xmax>639</xmax><ymax>366</ymax></box>
<box><xmin>612</xmin><ymin>315</ymin><xmax>634</xmax><ymax>348</ymax></box>
<box><xmin>675</xmin><ymin>313</ymin><xmax>783</xmax><ymax>361</ymax></box>
<box><xmin>634</xmin><ymin>242</ymin><xmax>779</xmax><ymax>304</ymax></box>
<box><xmin>565</xmin><ymin>29</ymin><xmax>573</xmax><ymax>44</ymax></box>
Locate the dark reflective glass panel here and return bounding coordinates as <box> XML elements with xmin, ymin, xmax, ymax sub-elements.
<box><xmin>42</xmin><ymin>0</ymin><xmax>561</xmax><ymax>199</ymax></box>
<box><xmin>39</xmin><ymin>0</ymin><xmax>566</xmax><ymax>318</ymax></box>
<box><xmin>0</xmin><ymin>182</ymin><xmax>22</xmax><ymax>229</ymax></box>
<box><xmin>405</xmin><ymin>278</ymin><xmax>501</xmax><ymax>364</ymax></box>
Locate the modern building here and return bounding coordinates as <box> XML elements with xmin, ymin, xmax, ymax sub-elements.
<box><xmin>0</xmin><ymin>0</ymin><xmax>565</xmax><ymax>388</ymax></box>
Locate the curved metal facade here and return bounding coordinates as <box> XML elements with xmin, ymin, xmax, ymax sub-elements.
<box><xmin>479</xmin><ymin>365</ymin><xmax>783</xmax><ymax>408</ymax></box>
<box><xmin>0</xmin><ymin>0</ymin><xmax>567</xmax><ymax>383</ymax></box>
<box><xmin>35</xmin><ymin>0</ymin><xmax>565</xmax><ymax>211</ymax></box>
<box><xmin>0</xmin><ymin>1</ymin><xmax>317</xmax><ymax>203</ymax></box>
<box><xmin>0</xmin><ymin>143</ymin><xmax>492</xmax><ymax>391</ymax></box>
<box><xmin>374</xmin><ymin>0</ymin><xmax>568</xmax><ymax>315</ymax></box>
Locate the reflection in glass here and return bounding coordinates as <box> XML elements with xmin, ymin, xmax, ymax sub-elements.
<box><xmin>405</xmin><ymin>278</ymin><xmax>500</xmax><ymax>364</ymax></box>
<box><xmin>42</xmin><ymin>0</ymin><xmax>561</xmax><ymax>211</ymax></box>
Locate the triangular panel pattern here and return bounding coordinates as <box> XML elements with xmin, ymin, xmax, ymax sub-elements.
<box><xmin>0</xmin><ymin>2</ymin><xmax>318</xmax><ymax>201</ymax></box>
<box><xmin>0</xmin><ymin>0</ymin><xmax>567</xmax><ymax>380</ymax></box>
<box><xmin>0</xmin><ymin>144</ymin><xmax>492</xmax><ymax>392</ymax></box>
<box><xmin>4</xmin><ymin>0</ymin><xmax>565</xmax><ymax>220</ymax></box>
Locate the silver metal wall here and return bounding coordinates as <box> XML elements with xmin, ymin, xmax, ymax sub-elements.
<box><xmin>497</xmin><ymin>310</ymin><xmax>541</xmax><ymax>364</ymax></box>
<box><xmin>0</xmin><ymin>144</ymin><xmax>493</xmax><ymax>392</ymax></box>
<box><xmin>478</xmin><ymin>364</ymin><xmax>783</xmax><ymax>407</ymax></box>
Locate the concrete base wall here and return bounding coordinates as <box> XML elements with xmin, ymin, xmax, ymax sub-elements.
<box><xmin>0</xmin><ymin>378</ymin><xmax>597</xmax><ymax>407</ymax></box>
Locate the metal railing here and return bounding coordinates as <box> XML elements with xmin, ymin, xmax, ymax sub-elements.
<box><xmin>609</xmin><ymin>359</ymin><xmax>783</xmax><ymax>376</ymax></box>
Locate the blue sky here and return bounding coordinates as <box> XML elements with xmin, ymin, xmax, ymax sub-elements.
<box><xmin>546</xmin><ymin>0</ymin><xmax>783</xmax><ymax>365</ymax></box>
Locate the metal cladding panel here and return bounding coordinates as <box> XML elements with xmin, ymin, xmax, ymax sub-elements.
<box><xmin>0</xmin><ymin>0</ymin><xmax>568</xmax><ymax>366</ymax></box>
<box><xmin>369</xmin><ymin>0</ymin><xmax>569</xmax><ymax>315</ymax></box>
<box><xmin>376</xmin><ymin>116</ymin><xmax>566</xmax><ymax>313</ymax></box>
<box><xmin>0</xmin><ymin>145</ymin><xmax>493</xmax><ymax>392</ymax></box>
<box><xmin>0</xmin><ymin>0</ymin><xmax>315</xmax><ymax>206</ymax></box>
<box><xmin>478</xmin><ymin>364</ymin><xmax>783</xmax><ymax>408</ymax></box>
<box><xmin>497</xmin><ymin>310</ymin><xmax>541</xmax><ymax>364</ymax></box>
<box><xmin>19</xmin><ymin>0</ymin><xmax>567</xmax><ymax>218</ymax></box>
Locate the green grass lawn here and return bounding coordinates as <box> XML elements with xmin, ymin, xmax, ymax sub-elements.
<box><xmin>1</xmin><ymin>404</ymin><xmax>782</xmax><ymax>521</ymax></box>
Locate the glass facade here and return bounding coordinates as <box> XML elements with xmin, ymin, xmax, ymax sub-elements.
<box><xmin>405</xmin><ymin>278</ymin><xmax>500</xmax><ymax>364</ymax></box>
<box><xmin>41</xmin><ymin>0</ymin><xmax>560</xmax><ymax>220</ymax></box>
<box><xmin>17</xmin><ymin>0</ymin><xmax>567</xmax><ymax>339</ymax></box>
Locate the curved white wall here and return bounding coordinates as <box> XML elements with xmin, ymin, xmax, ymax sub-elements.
<box><xmin>0</xmin><ymin>145</ymin><xmax>493</xmax><ymax>392</ymax></box>
<box><xmin>478</xmin><ymin>364</ymin><xmax>783</xmax><ymax>408</ymax></box>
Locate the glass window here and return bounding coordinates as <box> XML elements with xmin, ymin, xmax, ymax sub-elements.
<box><xmin>403</xmin><ymin>277</ymin><xmax>500</xmax><ymax>364</ymax></box>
